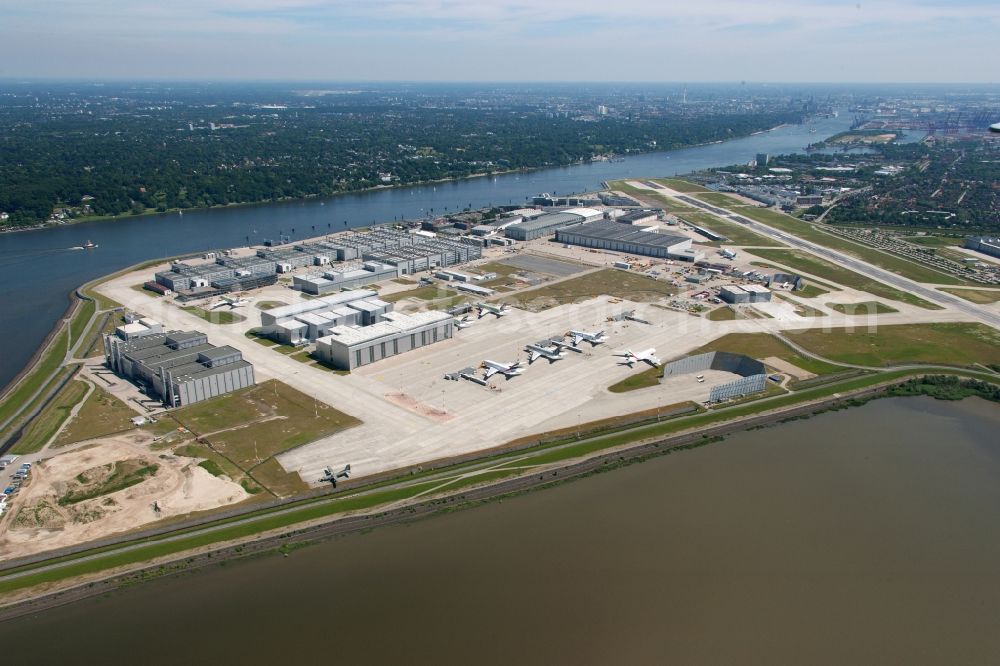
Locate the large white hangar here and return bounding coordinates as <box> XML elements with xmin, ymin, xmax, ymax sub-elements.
<box><xmin>555</xmin><ymin>220</ymin><xmax>700</xmax><ymax>261</ymax></box>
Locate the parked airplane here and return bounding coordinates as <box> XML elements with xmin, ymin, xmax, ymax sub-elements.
<box><xmin>453</xmin><ymin>315</ymin><xmax>474</xmax><ymax>329</ymax></box>
<box><xmin>720</xmin><ymin>248</ymin><xmax>738</xmax><ymax>260</ymax></box>
<box><xmin>547</xmin><ymin>338</ymin><xmax>584</xmax><ymax>354</ymax></box>
<box><xmin>210</xmin><ymin>294</ymin><xmax>249</xmax><ymax>309</ymax></box>
<box><xmin>567</xmin><ymin>329</ymin><xmax>607</xmax><ymax>346</ymax></box>
<box><xmin>524</xmin><ymin>343</ymin><xmax>566</xmax><ymax>364</ymax></box>
<box><xmin>319</xmin><ymin>464</ymin><xmax>351</xmax><ymax>487</ymax></box>
<box><xmin>614</xmin><ymin>348</ymin><xmax>661</xmax><ymax>367</ymax></box>
<box><xmin>481</xmin><ymin>359</ymin><xmax>525</xmax><ymax>379</ymax></box>
<box><xmin>476</xmin><ymin>302</ymin><xmax>509</xmax><ymax>318</ymax></box>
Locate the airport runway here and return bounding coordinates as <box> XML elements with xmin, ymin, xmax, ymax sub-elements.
<box><xmin>661</xmin><ymin>188</ymin><xmax>1000</xmax><ymax>330</ymax></box>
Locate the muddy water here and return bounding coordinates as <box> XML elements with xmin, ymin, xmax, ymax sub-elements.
<box><xmin>4</xmin><ymin>396</ymin><xmax>1000</xmax><ymax>664</ymax></box>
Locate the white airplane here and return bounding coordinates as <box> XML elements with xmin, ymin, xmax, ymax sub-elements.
<box><xmin>319</xmin><ymin>464</ymin><xmax>351</xmax><ymax>487</ymax></box>
<box><xmin>481</xmin><ymin>359</ymin><xmax>525</xmax><ymax>379</ymax></box>
<box><xmin>210</xmin><ymin>294</ymin><xmax>249</xmax><ymax>309</ymax></box>
<box><xmin>476</xmin><ymin>302</ymin><xmax>509</xmax><ymax>318</ymax></box>
<box><xmin>614</xmin><ymin>348</ymin><xmax>661</xmax><ymax>367</ymax></box>
<box><xmin>453</xmin><ymin>315</ymin><xmax>474</xmax><ymax>329</ymax></box>
<box><xmin>567</xmin><ymin>329</ymin><xmax>607</xmax><ymax>346</ymax></box>
<box><xmin>524</xmin><ymin>343</ymin><xmax>566</xmax><ymax>364</ymax></box>
<box><xmin>720</xmin><ymin>248</ymin><xmax>738</xmax><ymax>260</ymax></box>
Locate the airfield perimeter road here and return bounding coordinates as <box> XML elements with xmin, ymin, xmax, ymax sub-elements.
<box><xmin>645</xmin><ymin>183</ymin><xmax>1000</xmax><ymax>330</ymax></box>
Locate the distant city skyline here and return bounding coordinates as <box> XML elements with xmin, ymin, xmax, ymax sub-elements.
<box><xmin>1</xmin><ymin>0</ymin><xmax>998</xmax><ymax>83</ymax></box>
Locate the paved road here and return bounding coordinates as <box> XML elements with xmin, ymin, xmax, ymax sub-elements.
<box><xmin>667</xmin><ymin>190</ymin><xmax>1000</xmax><ymax>330</ymax></box>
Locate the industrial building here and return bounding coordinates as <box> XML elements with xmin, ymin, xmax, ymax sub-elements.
<box><xmin>104</xmin><ymin>330</ymin><xmax>255</xmax><ymax>407</ymax></box>
<box><xmin>363</xmin><ymin>238</ymin><xmax>481</xmax><ymax>274</ymax></box>
<box><xmin>315</xmin><ymin>311</ymin><xmax>454</xmax><ymax>370</ymax></box>
<box><xmin>965</xmin><ymin>236</ymin><xmax>1000</xmax><ymax>260</ymax></box>
<box><xmin>505</xmin><ymin>208</ymin><xmax>603</xmax><ymax>241</ymax></box>
<box><xmin>258</xmin><ymin>289</ymin><xmax>395</xmax><ymax>345</ymax></box>
<box><xmin>115</xmin><ymin>314</ymin><xmax>163</xmax><ymax>340</ymax></box>
<box><xmin>555</xmin><ymin>220</ymin><xmax>699</xmax><ymax>261</ymax></box>
<box><xmin>293</xmin><ymin>262</ymin><xmax>400</xmax><ymax>295</ymax></box>
<box><xmin>615</xmin><ymin>209</ymin><xmax>661</xmax><ymax>226</ymax></box>
<box><xmin>719</xmin><ymin>284</ymin><xmax>772</xmax><ymax>304</ymax></box>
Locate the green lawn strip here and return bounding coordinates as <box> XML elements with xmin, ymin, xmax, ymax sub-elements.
<box><xmin>650</xmin><ymin>178</ymin><xmax>712</xmax><ymax>193</ymax></box>
<box><xmin>694</xmin><ymin>332</ymin><xmax>846</xmax><ymax>376</ymax></box>
<box><xmin>502</xmin><ymin>268</ymin><xmax>675</xmax><ymax>311</ymax></box>
<box><xmin>797</xmin><ymin>283</ymin><xmax>833</xmax><ymax>298</ymax></box>
<box><xmin>707</xmin><ymin>307</ymin><xmax>737</xmax><ymax>321</ymax></box>
<box><xmin>939</xmin><ymin>288</ymin><xmax>1000</xmax><ymax>305</ymax></box>
<box><xmin>382</xmin><ymin>285</ymin><xmax>457</xmax><ymax>303</ymax></box>
<box><xmin>11</xmin><ymin>379</ymin><xmax>90</xmax><ymax>454</ymax></box>
<box><xmin>69</xmin><ymin>299</ymin><xmax>96</xmax><ymax>349</ymax></box>
<box><xmin>54</xmin><ymin>386</ymin><xmax>135</xmax><ymax>446</ymax></box>
<box><xmin>180</xmin><ymin>306</ymin><xmax>246</xmax><ymax>325</ymax></box>
<box><xmin>826</xmin><ymin>301</ymin><xmax>898</xmax><ymax>315</ymax></box>
<box><xmin>0</xmin><ymin>329</ymin><xmax>69</xmax><ymax>429</ymax></box>
<box><xmin>691</xmin><ymin>192</ymin><xmax>747</xmax><ymax>207</ymax></box>
<box><xmin>4</xmin><ymin>367</ymin><xmax>999</xmax><ymax>595</ymax></box>
<box><xmin>677</xmin><ymin>212</ymin><xmax>782</xmax><ymax>247</ymax></box>
<box><xmin>608</xmin><ymin>366</ymin><xmax>663</xmax><ymax>393</ymax></box>
<box><xmin>721</xmin><ymin>206</ymin><xmax>971</xmax><ymax>286</ymax></box>
<box><xmin>786</xmin><ymin>323</ymin><xmax>1000</xmax><ymax>368</ymax></box>
<box><xmin>746</xmin><ymin>249</ymin><xmax>941</xmax><ymax>309</ymax></box>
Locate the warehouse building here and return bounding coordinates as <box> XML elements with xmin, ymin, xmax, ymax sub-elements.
<box><xmin>293</xmin><ymin>262</ymin><xmax>400</xmax><ymax>295</ymax></box>
<box><xmin>315</xmin><ymin>311</ymin><xmax>454</xmax><ymax>370</ymax></box>
<box><xmin>258</xmin><ymin>290</ymin><xmax>395</xmax><ymax>345</ymax></box>
<box><xmin>719</xmin><ymin>284</ymin><xmax>772</xmax><ymax>304</ymax></box>
<box><xmin>555</xmin><ymin>220</ymin><xmax>699</xmax><ymax>261</ymax></box>
<box><xmin>364</xmin><ymin>238</ymin><xmax>481</xmax><ymax>274</ymax></box>
<box><xmin>615</xmin><ymin>209</ymin><xmax>661</xmax><ymax>225</ymax></box>
<box><xmin>505</xmin><ymin>208</ymin><xmax>603</xmax><ymax>241</ymax></box>
<box><xmin>104</xmin><ymin>330</ymin><xmax>255</xmax><ymax>407</ymax></box>
<box><xmin>965</xmin><ymin>236</ymin><xmax>1000</xmax><ymax>260</ymax></box>
<box><xmin>115</xmin><ymin>314</ymin><xmax>163</xmax><ymax>340</ymax></box>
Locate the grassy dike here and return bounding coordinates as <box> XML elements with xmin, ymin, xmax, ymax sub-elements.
<box><xmin>2</xmin><ymin>365</ymin><xmax>997</xmax><ymax>603</ymax></box>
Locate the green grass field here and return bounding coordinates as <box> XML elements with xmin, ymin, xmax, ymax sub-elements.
<box><xmin>382</xmin><ymin>285</ymin><xmax>457</xmax><ymax>303</ymax></box>
<box><xmin>692</xmin><ymin>192</ymin><xmax>747</xmax><ymax>207</ymax></box>
<box><xmin>0</xmin><ymin>330</ymin><xmax>70</xmax><ymax>436</ymax></box>
<box><xmin>180</xmin><ymin>306</ymin><xmax>246</xmax><ymax>325</ymax></box>
<box><xmin>254</xmin><ymin>301</ymin><xmax>287</xmax><ymax>311</ymax></box>
<box><xmin>503</xmin><ymin>269</ymin><xmax>675</xmax><ymax>311</ymax></box>
<box><xmin>797</xmin><ymin>282</ymin><xmax>834</xmax><ymax>297</ymax></box>
<box><xmin>787</xmin><ymin>323</ymin><xmax>1000</xmax><ymax>368</ymax></box>
<box><xmin>707</xmin><ymin>306</ymin><xmax>738</xmax><ymax>321</ymax></box>
<box><xmin>939</xmin><ymin>288</ymin><xmax>1000</xmax><ymax>305</ymax></box>
<box><xmin>717</xmin><ymin>205</ymin><xmax>970</xmax><ymax>286</ymax></box>
<box><xmin>677</xmin><ymin>212</ymin><xmax>782</xmax><ymax>247</ymax></box>
<box><xmin>170</xmin><ymin>380</ymin><xmax>360</xmax><ymax>475</ymax></box>
<box><xmin>12</xmin><ymin>379</ymin><xmax>90</xmax><ymax>454</ymax></box>
<box><xmin>608</xmin><ymin>366</ymin><xmax>662</xmax><ymax>393</ymax></box>
<box><xmin>695</xmin><ymin>333</ymin><xmax>846</xmax><ymax>375</ymax></box>
<box><xmin>54</xmin><ymin>385</ymin><xmax>136</xmax><ymax>446</ymax></box>
<box><xmin>827</xmin><ymin>301</ymin><xmax>898</xmax><ymax>315</ymax></box>
<box><xmin>746</xmin><ymin>249</ymin><xmax>941</xmax><ymax>309</ymax></box>
<box><xmin>650</xmin><ymin>178</ymin><xmax>712</xmax><ymax>193</ymax></box>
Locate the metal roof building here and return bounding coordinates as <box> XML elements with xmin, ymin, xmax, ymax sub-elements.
<box><xmin>315</xmin><ymin>311</ymin><xmax>454</xmax><ymax>370</ymax></box>
<box><xmin>555</xmin><ymin>221</ymin><xmax>697</xmax><ymax>261</ymax></box>
<box><xmin>504</xmin><ymin>208</ymin><xmax>602</xmax><ymax>241</ymax></box>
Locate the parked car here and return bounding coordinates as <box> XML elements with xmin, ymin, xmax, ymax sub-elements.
<box><xmin>3</xmin><ymin>487</ymin><xmax>15</xmax><ymax>495</ymax></box>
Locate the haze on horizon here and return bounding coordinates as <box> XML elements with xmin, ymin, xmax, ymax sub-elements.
<box><xmin>1</xmin><ymin>0</ymin><xmax>998</xmax><ymax>83</ymax></box>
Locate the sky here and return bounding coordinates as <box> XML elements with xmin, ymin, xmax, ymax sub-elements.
<box><xmin>1</xmin><ymin>0</ymin><xmax>998</xmax><ymax>82</ymax></box>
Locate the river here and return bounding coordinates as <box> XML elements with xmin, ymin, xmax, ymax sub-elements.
<box><xmin>0</xmin><ymin>112</ymin><xmax>856</xmax><ymax>389</ymax></box>
<box><xmin>2</xmin><ymin>396</ymin><xmax>999</xmax><ymax>664</ymax></box>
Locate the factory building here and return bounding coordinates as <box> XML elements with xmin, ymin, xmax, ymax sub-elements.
<box><xmin>505</xmin><ymin>208</ymin><xmax>603</xmax><ymax>241</ymax></box>
<box><xmin>555</xmin><ymin>220</ymin><xmax>699</xmax><ymax>261</ymax></box>
<box><xmin>364</xmin><ymin>238</ymin><xmax>481</xmax><ymax>274</ymax></box>
<box><xmin>615</xmin><ymin>209</ymin><xmax>661</xmax><ymax>226</ymax></box>
<box><xmin>104</xmin><ymin>330</ymin><xmax>255</xmax><ymax>407</ymax></box>
<box><xmin>719</xmin><ymin>284</ymin><xmax>772</xmax><ymax>304</ymax></box>
<box><xmin>115</xmin><ymin>315</ymin><xmax>163</xmax><ymax>340</ymax></box>
<box><xmin>965</xmin><ymin>236</ymin><xmax>1000</xmax><ymax>260</ymax></box>
<box><xmin>293</xmin><ymin>262</ymin><xmax>400</xmax><ymax>295</ymax></box>
<box><xmin>258</xmin><ymin>290</ymin><xmax>396</xmax><ymax>345</ymax></box>
<box><xmin>315</xmin><ymin>311</ymin><xmax>454</xmax><ymax>371</ymax></box>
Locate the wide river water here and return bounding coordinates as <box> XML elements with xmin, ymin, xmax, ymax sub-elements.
<box><xmin>3</xmin><ymin>396</ymin><xmax>1000</xmax><ymax>664</ymax></box>
<box><xmin>0</xmin><ymin>112</ymin><xmax>856</xmax><ymax>389</ymax></box>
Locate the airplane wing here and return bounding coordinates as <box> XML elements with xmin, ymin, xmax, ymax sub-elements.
<box><xmin>572</xmin><ymin>334</ymin><xmax>583</xmax><ymax>346</ymax></box>
<box><xmin>483</xmin><ymin>366</ymin><xmax>498</xmax><ymax>379</ymax></box>
<box><xmin>527</xmin><ymin>350</ymin><xmax>541</xmax><ymax>363</ymax></box>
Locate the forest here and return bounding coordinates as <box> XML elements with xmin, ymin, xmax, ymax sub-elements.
<box><xmin>0</xmin><ymin>84</ymin><xmax>804</xmax><ymax>227</ymax></box>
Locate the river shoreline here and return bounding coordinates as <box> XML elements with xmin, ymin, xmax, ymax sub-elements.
<box><xmin>0</xmin><ymin>377</ymin><xmax>982</xmax><ymax>621</ymax></box>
